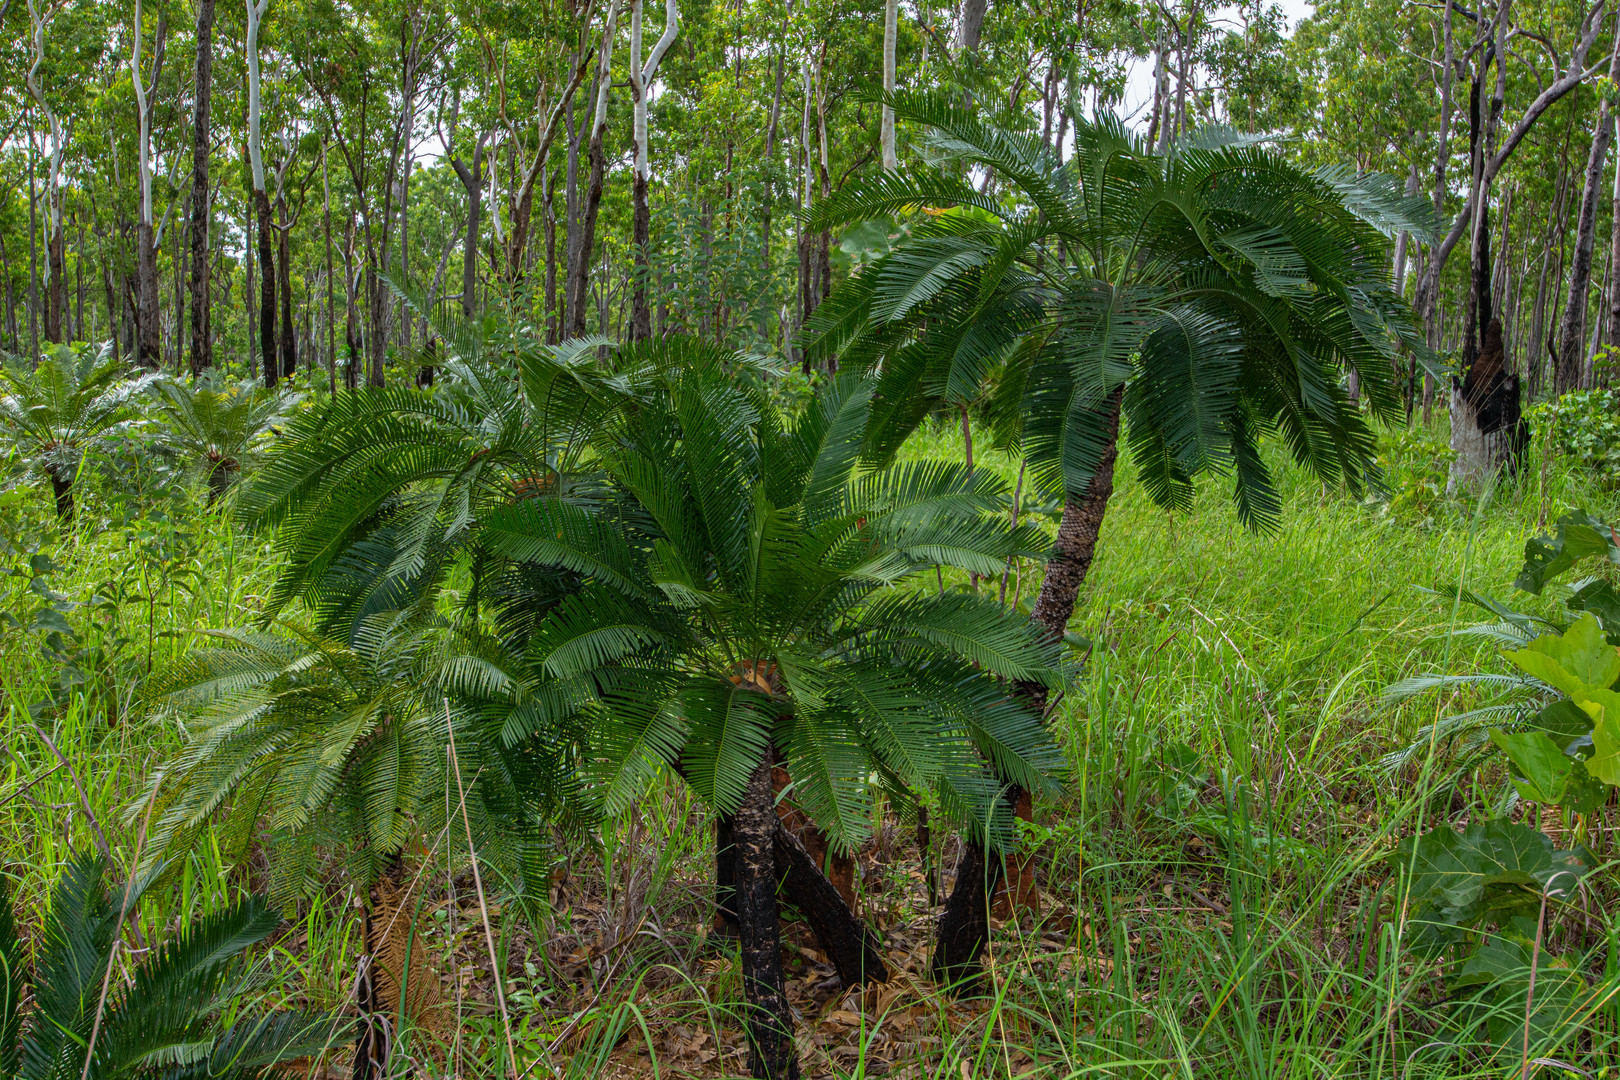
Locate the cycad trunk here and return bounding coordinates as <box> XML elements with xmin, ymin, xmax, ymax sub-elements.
<box><xmin>47</xmin><ymin>468</ymin><xmax>73</xmax><ymax>522</ymax></box>
<box><xmin>733</xmin><ymin>753</ymin><xmax>800</xmax><ymax>1080</ymax></box>
<box><xmin>931</xmin><ymin>390</ymin><xmax>1121</xmax><ymax>987</ymax></box>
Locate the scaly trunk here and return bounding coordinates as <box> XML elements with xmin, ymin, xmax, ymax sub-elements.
<box><xmin>771</xmin><ymin>825</ymin><xmax>887</xmax><ymax>987</ymax></box>
<box><xmin>931</xmin><ymin>390</ymin><xmax>1122</xmax><ymax>985</ymax></box>
<box><xmin>253</xmin><ymin>187</ymin><xmax>277</xmax><ymax>388</ymax></box>
<box><xmin>733</xmin><ymin>753</ymin><xmax>800</xmax><ymax>1080</ymax></box>
<box><xmin>47</xmin><ymin>467</ymin><xmax>73</xmax><ymax>522</ymax></box>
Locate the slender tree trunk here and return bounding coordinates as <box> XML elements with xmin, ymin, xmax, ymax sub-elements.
<box><xmin>0</xmin><ymin>230</ymin><xmax>15</xmax><ymax>349</ymax></box>
<box><xmin>44</xmin><ymin>224</ymin><xmax>64</xmax><ymax>345</ymax></box>
<box><xmin>881</xmin><ymin>0</ymin><xmax>898</xmax><ymax>171</ymax></box>
<box><xmin>254</xmin><ymin>187</ymin><xmax>277</xmax><ymax>388</ymax></box>
<box><xmin>931</xmin><ymin>390</ymin><xmax>1122</xmax><ymax>985</ymax></box>
<box><xmin>136</xmin><ymin>222</ymin><xmax>160</xmax><ymax>367</ymax></box>
<box><xmin>1555</xmin><ymin>38</ymin><xmax>1619</xmax><ymax>392</ymax></box>
<box><xmin>450</xmin><ymin>142</ymin><xmax>485</xmax><ymax>319</ymax></box>
<box><xmin>732</xmin><ymin>752</ymin><xmax>800</xmax><ymax>1080</ymax></box>
<box><xmin>188</xmin><ymin>0</ymin><xmax>214</xmax><ymax>375</ymax></box>
<box><xmin>277</xmin><ymin>195</ymin><xmax>295</xmax><ymax>378</ymax></box>
<box><xmin>323</xmin><ymin>146</ymin><xmax>337</xmax><ymax>393</ymax></box>
<box><xmin>567</xmin><ymin>132</ymin><xmax>607</xmax><ymax>339</ymax></box>
<box><xmin>1610</xmin><ymin>135</ymin><xmax>1620</xmax><ymax>351</ymax></box>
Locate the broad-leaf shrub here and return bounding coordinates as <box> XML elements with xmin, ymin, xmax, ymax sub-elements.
<box><xmin>1526</xmin><ymin>388</ymin><xmax>1620</xmax><ymax>484</ymax></box>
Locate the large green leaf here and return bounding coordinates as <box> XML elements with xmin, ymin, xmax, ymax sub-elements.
<box><xmin>1503</xmin><ymin>614</ymin><xmax>1620</xmax><ymax>698</ymax></box>
<box><xmin>1516</xmin><ymin>510</ymin><xmax>1620</xmax><ymax>594</ymax></box>
<box><xmin>1487</xmin><ymin>730</ymin><xmax>1573</xmax><ymax>806</ymax></box>
<box><xmin>1395</xmin><ymin>819</ymin><xmax>1589</xmax><ymax>939</ymax></box>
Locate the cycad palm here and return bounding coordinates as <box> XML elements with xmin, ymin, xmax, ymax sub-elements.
<box><xmin>483</xmin><ymin>361</ymin><xmax>1065</xmax><ymax>1078</ymax></box>
<box><xmin>809</xmin><ymin>94</ymin><xmax>1432</xmax><ymax>973</ymax></box>
<box><xmin>0</xmin><ymin>342</ymin><xmax>157</xmax><ymax>521</ymax></box>
<box><xmin>0</xmin><ymin>853</ymin><xmax>341</xmax><ymax>1080</ymax></box>
<box><xmin>149</xmin><ymin>376</ymin><xmax>290</xmax><ymax>504</ymax></box>
<box><xmin>238</xmin><ymin>296</ymin><xmax>616</xmax><ymax>641</ymax></box>
<box><xmin>143</xmin><ymin>613</ymin><xmax>557</xmax><ymax>904</ymax></box>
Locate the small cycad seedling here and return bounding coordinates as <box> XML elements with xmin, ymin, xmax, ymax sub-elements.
<box><xmin>0</xmin><ymin>851</ymin><xmax>344</xmax><ymax>1080</ymax></box>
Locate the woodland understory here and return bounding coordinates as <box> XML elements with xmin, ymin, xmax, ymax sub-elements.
<box><xmin>5</xmin><ymin>0</ymin><xmax>1620</xmax><ymax>1075</ymax></box>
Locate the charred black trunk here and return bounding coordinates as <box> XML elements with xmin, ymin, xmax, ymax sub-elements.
<box><xmin>772</xmin><ymin>826</ymin><xmax>887</xmax><ymax>987</ymax></box>
<box><xmin>929</xmin><ymin>836</ymin><xmax>1003</xmax><ymax>991</ymax></box>
<box><xmin>714</xmin><ymin>816</ymin><xmax>888</xmax><ymax>989</ymax></box>
<box><xmin>715</xmin><ymin>816</ymin><xmax>738</xmax><ymax>933</ymax></box>
<box><xmin>47</xmin><ymin>468</ymin><xmax>73</xmax><ymax>523</ymax></box>
<box><xmin>733</xmin><ymin>754</ymin><xmax>800</xmax><ymax>1080</ymax></box>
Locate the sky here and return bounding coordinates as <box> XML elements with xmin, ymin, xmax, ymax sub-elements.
<box><xmin>1117</xmin><ymin>0</ymin><xmax>1316</xmax><ymax>127</ymax></box>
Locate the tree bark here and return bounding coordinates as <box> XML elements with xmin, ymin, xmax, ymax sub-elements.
<box><xmin>733</xmin><ymin>753</ymin><xmax>800</xmax><ymax>1080</ymax></box>
<box><xmin>254</xmin><ymin>187</ymin><xmax>277</xmax><ymax>388</ymax></box>
<box><xmin>771</xmin><ymin>825</ymin><xmax>887</xmax><ymax>987</ymax></box>
<box><xmin>1448</xmin><ymin>317</ymin><xmax>1527</xmax><ymax>492</ymax></box>
<box><xmin>136</xmin><ymin>221</ymin><xmax>160</xmax><ymax>367</ymax></box>
<box><xmin>1554</xmin><ymin>35</ymin><xmax>1619</xmax><ymax>392</ymax></box>
<box><xmin>881</xmin><ymin>0</ymin><xmax>898</xmax><ymax>171</ymax></box>
<box><xmin>277</xmin><ymin>193</ymin><xmax>296</xmax><ymax>378</ymax></box>
<box><xmin>450</xmin><ymin>138</ymin><xmax>486</xmax><ymax>319</ymax></box>
<box><xmin>187</xmin><ymin>0</ymin><xmax>214</xmax><ymax>376</ymax></box>
<box><xmin>566</xmin><ymin>132</ymin><xmax>607</xmax><ymax>339</ymax></box>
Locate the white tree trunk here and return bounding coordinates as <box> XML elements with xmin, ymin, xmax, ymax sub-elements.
<box><xmin>881</xmin><ymin>0</ymin><xmax>898</xmax><ymax>172</ymax></box>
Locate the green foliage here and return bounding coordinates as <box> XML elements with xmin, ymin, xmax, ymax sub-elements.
<box><xmin>1365</xmin><ymin>423</ymin><xmax>1455</xmax><ymax>524</ymax></box>
<box><xmin>494</xmin><ymin>358</ymin><xmax>1067</xmax><ymax>852</ymax></box>
<box><xmin>1528</xmin><ymin>388</ymin><xmax>1620</xmax><ymax>487</ymax></box>
<box><xmin>0</xmin><ymin>343</ymin><xmax>158</xmax><ymax>520</ymax></box>
<box><xmin>147</xmin><ymin>377</ymin><xmax>291</xmax><ymax>504</ymax></box>
<box><xmin>808</xmin><ymin>95</ymin><xmax>1433</xmax><ymax>527</ymax></box>
<box><xmin>0</xmin><ymin>851</ymin><xmax>343</xmax><ymax>1080</ymax></box>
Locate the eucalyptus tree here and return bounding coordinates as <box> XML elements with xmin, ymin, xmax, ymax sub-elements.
<box><xmin>810</xmin><ymin>94</ymin><xmax>1431</xmax><ymax>980</ymax></box>
<box><xmin>246</xmin><ymin>0</ymin><xmax>276</xmax><ymax>386</ymax></box>
<box><xmin>130</xmin><ymin>0</ymin><xmax>166</xmax><ymax>369</ymax></box>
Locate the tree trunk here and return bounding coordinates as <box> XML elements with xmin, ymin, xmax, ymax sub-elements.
<box><xmin>566</xmin><ymin>132</ymin><xmax>607</xmax><ymax>339</ymax></box>
<box><xmin>277</xmin><ymin>195</ymin><xmax>296</xmax><ymax>379</ymax></box>
<box><xmin>771</xmin><ymin>825</ymin><xmax>887</xmax><ymax>987</ymax></box>
<box><xmin>733</xmin><ymin>754</ymin><xmax>800</xmax><ymax>1080</ymax></box>
<box><xmin>1611</xmin><ymin>133</ymin><xmax>1620</xmax><ymax>351</ymax></box>
<box><xmin>450</xmin><ymin>145</ymin><xmax>485</xmax><ymax>319</ymax></box>
<box><xmin>136</xmin><ymin>221</ymin><xmax>161</xmax><ymax>367</ymax></box>
<box><xmin>1554</xmin><ymin>90</ymin><xmax>1616</xmax><ymax>392</ymax></box>
<box><xmin>956</xmin><ymin>0</ymin><xmax>987</xmax><ymax>55</ymax></box>
<box><xmin>931</xmin><ymin>390</ymin><xmax>1122</xmax><ymax>984</ymax></box>
<box><xmin>1448</xmin><ymin>317</ymin><xmax>1527</xmax><ymax>492</ymax></box>
<box><xmin>188</xmin><ymin>0</ymin><xmax>214</xmax><ymax>376</ymax></box>
<box><xmin>630</xmin><ymin>171</ymin><xmax>652</xmax><ymax>341</ymax></box>
<box><xmin>254</xmin><ymin>187</ymin><xmax>277</xmax><ymax>388</ymax></box>
<box><xmin>45</xmin><ymin>224</ymin><xmax>64</xmax><ymax>345</ymax></box>
<box><xmin>47</xmin><ymin>468</ymin><xmax>73</xmax><ymax>522</ymax></box>
<box><xmin>881</xmin><ymin>0</ymin><xmax>898</xmax><ymax>171</ymax></box>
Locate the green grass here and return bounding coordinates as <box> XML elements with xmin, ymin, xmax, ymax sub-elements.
<box><xmin>2</xmin><ymin>414</ymin><xmax>1618</xmax><ymax>1079</ymax></box>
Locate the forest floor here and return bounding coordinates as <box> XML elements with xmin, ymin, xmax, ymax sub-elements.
<box><xmin>2</xmin><ymin>415</ymin><xmax>1617</xmax><ymax>1079</ymax></box>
